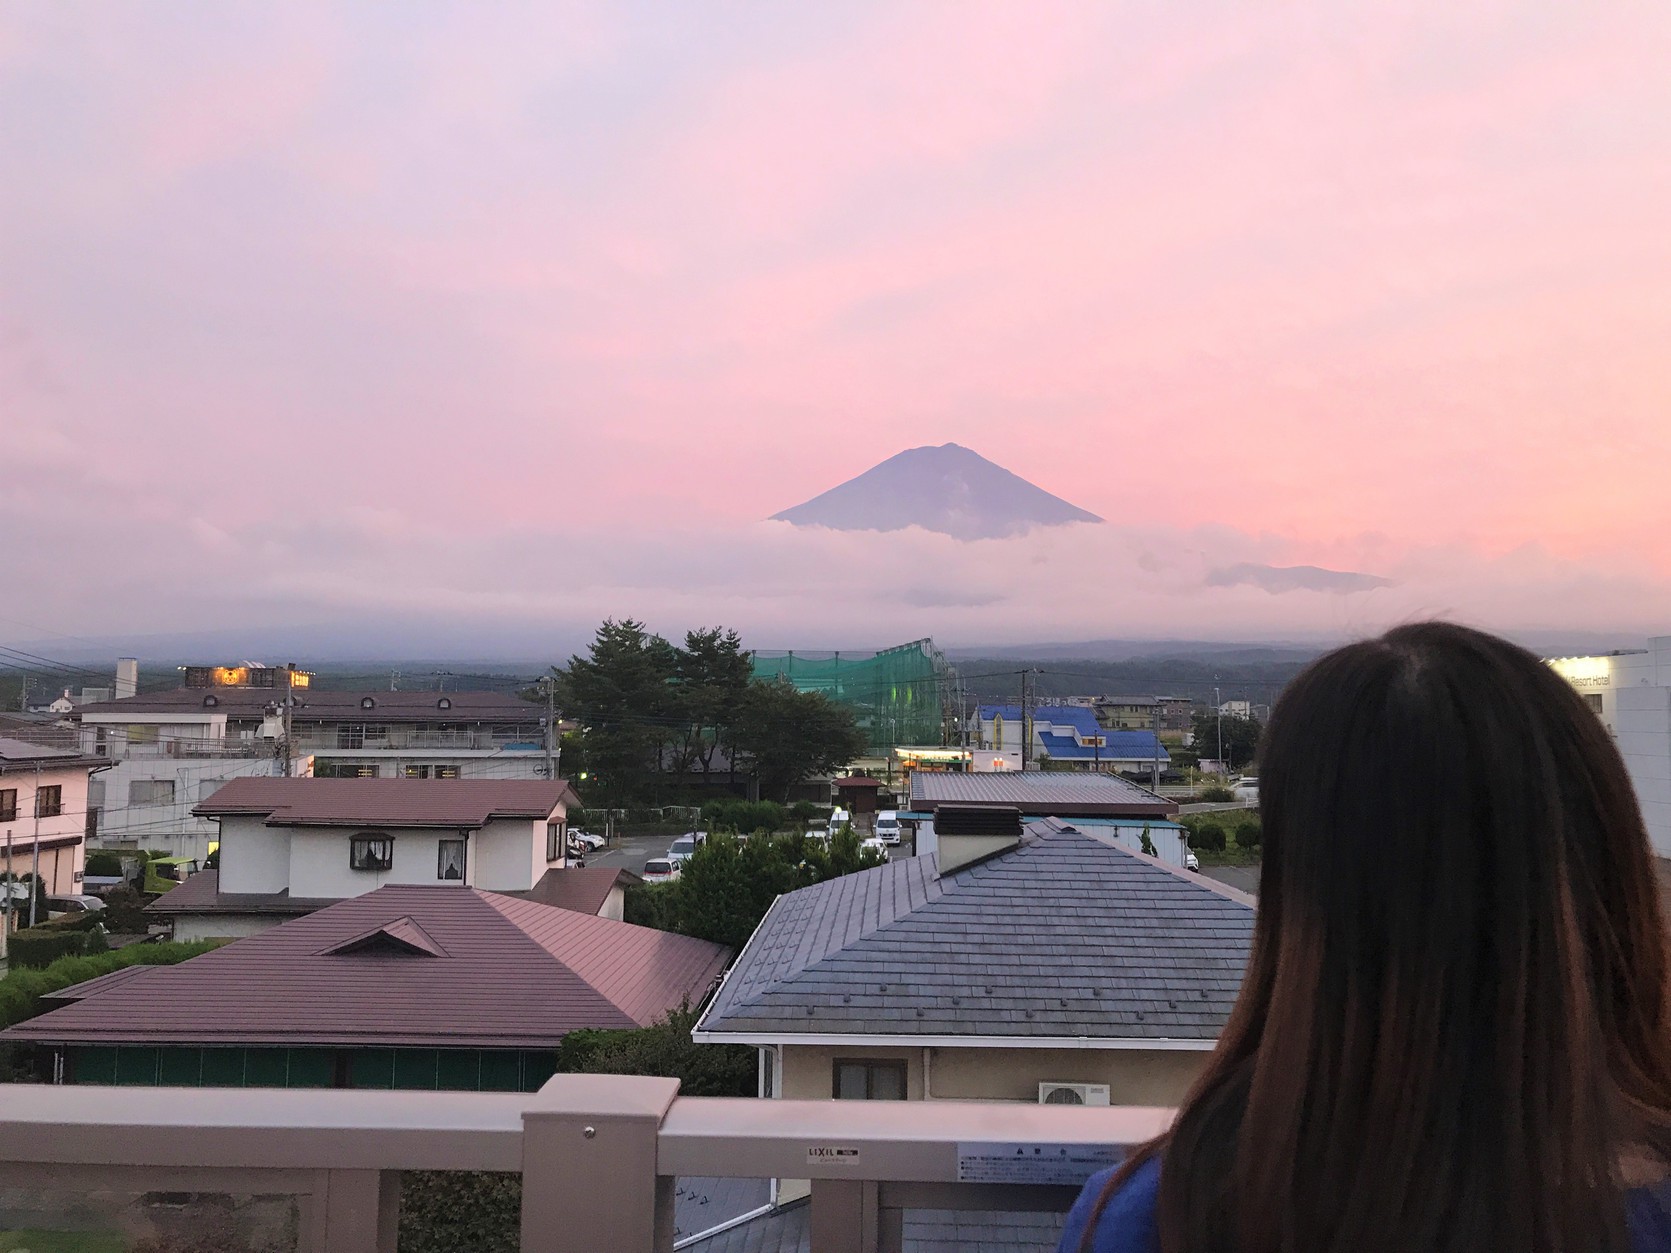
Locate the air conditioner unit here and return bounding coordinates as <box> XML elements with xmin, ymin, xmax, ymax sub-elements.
<box><xmin>1038</xmin><ymin>1082</ymin><xmax>1110</xmax><ymax>1106</ymax></box>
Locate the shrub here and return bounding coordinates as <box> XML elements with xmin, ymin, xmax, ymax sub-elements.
<box><xmin>9</xmin><ymin>927</ymin><xmax>91</xmax><ymax>969</ymax></box>
<box><xmin>1234</xmin><ymin>820</ymin><xmax>1262</xmax><ymax>850</ymax></box>
<box><xmin>556</xmin><ymin>1007</ymin><xmax>756</xmax><ymax>1097</ymax></box>
<box><xmin>699</xmin><ymin>799</ymin><xmax>785</xmax><ymax>835</ymax></box>
<box><xmin>99</xmin><ymin>885</ymin><xmax>153</xmax><ymax>933</ymax></box>
<box><xmin>399</xmin><ymin>1171</ymin><xmax>520</xmax><ymax>1253</ymax></box>
<box><xmin>85</xmin><ymin>851</ymin><xmax>125</xmax><ymax>877</ymax></box>
<box><xmin>1190</xmin><ymin>821</ymin><xmax>1227</xmax><ymax>852</ymax></box>
<box><xmin>623</xmin><ymin>882</ymin><xmax>681</xmax><ymax>932</ymax></box>
<box><xmin>1201</xmin><ymin>785</ymin><xmax>1235</xmax><ymax>803</ymax></box>
<box><xmin>1139</xmin><ymin>828</ymin><xmax>1157</xmax><ymax>857</ymax></box>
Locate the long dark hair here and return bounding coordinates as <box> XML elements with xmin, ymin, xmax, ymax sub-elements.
<box><xmin>1082</xmin><ymin>621</ymin><xmax>1671</xmax><ymax>1253</ymax></box>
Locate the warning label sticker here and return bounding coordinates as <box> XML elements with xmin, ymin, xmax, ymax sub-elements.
<box><xmin>956</xmin><ymin>1143</ymin><xmax>1120</xmax><ymax>1187</ymax></box>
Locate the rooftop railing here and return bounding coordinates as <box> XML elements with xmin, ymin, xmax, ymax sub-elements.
<box><xmin>0</xmin><ymin>1076</ymin><xmax>1168</xmax><ymax>1253</ymax></box>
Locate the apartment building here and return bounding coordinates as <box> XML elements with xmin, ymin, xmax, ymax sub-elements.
<box><xmin>0</xmin><ymin>737</ymin><xmax>107</xmax><ymax>896</ymax></box>
<box><xmin>72</xmin><ymin>670</ymin><xmax>552</xmax><ymax>862</ymax></box>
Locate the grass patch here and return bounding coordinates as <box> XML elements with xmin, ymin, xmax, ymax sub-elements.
<box><xmin>0</xmin><ymin>1231</ymin><xmax>124</xmax><ymax>1253</ymax></box>
<box><xmin>1197</xmin><ymin>844</ymin><xmax>1262</xmax><ymax>868</ymax></box>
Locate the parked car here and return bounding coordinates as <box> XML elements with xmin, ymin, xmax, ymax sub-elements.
<box><xmin>1184</xmin><ymin>851</ymin><xmax>1201</xmax><ymax>873</ymax></box>
<box><xmin>806</xmin><ymin>819</ymin><xmax>831</xmax><ymax>841</ymax></box>
<box><xmin>874</xmin><ymin>811</ymin><xmax>902</xmax><ymax>845</ymax></box>
<box><xmin>666</xmin><ymin>832</ymin><xmax>706</xmax><ymax>865</ymax></box>
<box><xmin>827</xmin><ymin>808</ymin><xmax>852</xmax><ymax>837</ymax></box>
<box><xmin>641</xmin><ymin>858</ymin><xmax>680</xmax><ymax>884</ymax></box>
<box><xmin>569</xmin><ymin>830</ymin><xmax>605</xmax><ymax>851</ymax></box>
<box><xmin>46</xmin><ymin>894</ymin><xmax>105</xmax><ymax>916</ymax></box>
<box><xmin>861</xmin><ymin>837</ymin><xmax>891</xmax><ymax>863</ymax></box>
<box><xmin>1233</xmin><ymin>777</ymin><xmax>1260</xmax><ymax>802</ymax></box>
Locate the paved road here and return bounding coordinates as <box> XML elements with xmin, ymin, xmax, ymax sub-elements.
<box><xmin>1202</xmin><ymin>864</ymin><xmax>1259</xmax><ymax>896</ymax></box>
<box><xmin>583</xmin><ymin>832</ymin><xmax>686</xmax><ymax>875</ymax></box>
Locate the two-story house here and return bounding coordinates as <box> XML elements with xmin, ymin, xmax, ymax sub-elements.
<box><xmin>0</xmin><ymin>736</ymin><xmax>108</xmax><ymax>899</ymax></box>
<box><xmin>73</xmin><ymin>668</ymin><xmax>553</xmax><ymax>862</ymax></box>
<box><xmin>152</xmin><ymin>777</ymin><xmax>581</xmax><ymax>940</ymax></box>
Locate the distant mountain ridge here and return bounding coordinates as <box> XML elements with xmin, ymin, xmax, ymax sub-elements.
<box><xmin>769</xmin><ymin>442</ymin><xmax>1101</xmax><ymax>541</ymax></box>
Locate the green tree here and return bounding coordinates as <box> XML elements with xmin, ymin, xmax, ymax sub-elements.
<box><xmin>555</xmin><ymin>1006</ymin><xmax>755</xmax><ymax>1096</ymax></box>
<box><xmin>1190</xmin><ymin>711</ymin><xmax>1262</xmax><ymax>769</ymax></box>
<box><xmin>555</xmin><ymin>620</ymin><xmax>680</xmax><ymax>808</ymax></box>
<box><xmin>730</xmin><ymin>680</ymin><xmax>868</xmax><ymax>802</ymax></box>
<box><xmin>672</xmin><ymin>627</ymin><xmax>753</xmax><ymax>781</ymax></box>
<box><xmin>1139</xmin><ymin>827</ymin><xmax>1157</xmax><ymax>857</ymax></box>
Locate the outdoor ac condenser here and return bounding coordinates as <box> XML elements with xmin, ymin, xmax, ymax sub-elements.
<box><xmin>1038</xmin><ymin>1082</ymin><xmax>1111</xmax><ymax>1106</ymax></box>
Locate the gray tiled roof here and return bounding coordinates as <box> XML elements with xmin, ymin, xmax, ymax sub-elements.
<box><xmin>909</xmin><ymin>772</ymin><xmax>1175</xmax><ymax>814</ymax></box>
<box><xmin>674</xmin><ymin>1177</ymin><xmax>772</xmax><ymax>1244</ymax></box>
<box><xmin>683</xmin><ymin>1202</ymin><xmax>1064</xmax><ymax>1253</ymax></box>
<box><xmin>697</xmin><ymin>820</ymin><xmax>1253</xmax><ymax>1041</ymax></box>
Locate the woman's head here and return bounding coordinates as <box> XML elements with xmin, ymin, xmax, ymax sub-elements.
<box><xmin>1095</xmin><ymin>622</ymin><xmax>1671</xmax><ymax>1253</ymax></box>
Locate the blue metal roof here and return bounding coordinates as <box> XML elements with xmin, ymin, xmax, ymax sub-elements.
<box><xmin>977</xmin><ymin>704</ymin><xmax>1104</xmax><ymax>737</ymax></box>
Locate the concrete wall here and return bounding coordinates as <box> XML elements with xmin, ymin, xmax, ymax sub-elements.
<box><xmin>173</xmin><ymin>913</ymin><xmax>286</xmax><ymax>942</ymax></box>
<box><xmin>473</xmin><ymin>814</ymin><xmax>560</xmax><ymax>891</ymax></box>
<box><xmin>778</xmin><ymin>1042</ymin><xmax>1205</xmax><ymax>1107</ymax></box>
<box><xmin>598</xmin><ymin>884</ymin><xmax>625</xmax><ymax>921</ymax></box>
<box><xmin>218</xmin><ymin>814</ymin><xmax>289</xmax><ymax>893</ymax></box>
<box><xmin>90</xmin><ymin>755</ymin><xmax>289</xmax><ymax>863</ymax></box>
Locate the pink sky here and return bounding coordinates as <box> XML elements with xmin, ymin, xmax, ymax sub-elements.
<box><xmin>3</xmin><ymin>2</ymin><xmax>1670</xmax><ymax>649</ymax></box>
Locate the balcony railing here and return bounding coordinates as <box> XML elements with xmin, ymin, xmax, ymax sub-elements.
<box><xmin>0</xmin><ymin>1076</ymin><xmax>1169</xmax><ymax>1253</ymax></box>
<box><xmin>88</xmin><ymin>731</ymin><xmax>546</xmax><ymax>760</ymax></box>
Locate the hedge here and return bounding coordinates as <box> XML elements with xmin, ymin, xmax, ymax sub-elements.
<box><xmin>1188</xmin><ymin>820</ymin><xmax>1227</xmax><ymax>852</ymax></box>
<box><xmin>8</xmin><ymin>927</ymin><xmax>95</xmax><ymax>969</ymax></box>
<box><xmin>0</xmin><ymin>941</ymin><xmax>222</xmax><ymax>1030</ymax></box>
<box><xmin>1233</xmin><ymin>820</ymin><xmax>1262</xmax><ymax>850</ymax></box>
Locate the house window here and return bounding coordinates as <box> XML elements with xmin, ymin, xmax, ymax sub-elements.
<box><xmin>0</xmin><ymin>789</ymin><xmax>15</xmax><ymax>822</ymax></box>
<box><xmin>350</xmin><ymin>835</ymin><xmax>394</xmax><ymax>872</ymax></box>
<box><xmin>128</xmin><ymin>779</ymin><xmax>176</xmax><ymax>806</ymax></box>
<box><xmin>127</xmin><ymin>725</ymin><xmax>158</xmax><ymax>745</ymax></box>
<box><xmin>832</xmin><ymin>1059</ymin><xmax>907</xmax><ymax>1100</ymax></box>
<box><xmin>437</xmin><ymin>839</ymin><xmax>466</xmax><ymax>881</ymax></box>
<box><xmin>317</xmin><ymin>762</ymin><xmax>378</xmax><ymax>779</ymax></box>
<box><xmin>404</xmin><ymin>764</ymin><xmax>461</xmax><ymax>780</ymax></box>
<box><xmin>34</xmin><ymin>786</ymin><xmax>62</xmax><ymax>819</ymax></box>
<box><xmin>1584</xmin><ymin>693</ymin><xmax>1605</xmax><ymax>716</ymax></box>
<box><xmin>546</xmin><ymin>822</ymin><xmax>566</xmax><ymax>861</ymax></box>
<box><xmin>337</xmin><ymin>724</ymin><xmax>365</xmax><ymax>750</ymax></box>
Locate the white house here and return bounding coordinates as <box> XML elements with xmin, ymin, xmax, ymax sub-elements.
<box><xmin>154</xmin><ymin>777</ymin><xmax>580</xmax><ymax>941</ymax></box>
<box><xmin>1550</xmin><ymin>638</ymin><xmax>1671</xmax><ymax>857</ymax></box>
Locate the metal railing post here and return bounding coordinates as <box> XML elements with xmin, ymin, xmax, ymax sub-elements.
<box><xmin>306</xmin><ymin>1169</ymin><xmax>399</xmax><ymax>1253</ymax></box>
<box><xmin>810</xmin><ymin>1179</ymin><xmax>880</xmax><ymax>1253</ymax></box>
<box><xmin>521</xmin><ymin>1074</ymin><xmax>681</xmax><ymax>1253</ymax></box>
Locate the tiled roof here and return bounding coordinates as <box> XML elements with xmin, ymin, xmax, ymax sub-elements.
<box><xmin>1036</xmin><ymin>729</ymin><xmax>1169</xmax><ymax>763</ymax></box>
<box><xmin>145</xmin><ymin>870</ymin><xmax>335</xmax><ymax>916</ymax></box>
<box><xmin>909</xmin><ymin>772</ymin><xmax>1174</xmax><ymax>815</ymax></box>
<box><xmin>0</xmin><ymin>736</ymin><xmax>104</xmax><ymax>771</ymax></box>
<box><xmin>518</xmin><ymin>865</ymin><xmax>639</xmax><ymax>916</ymax></box>
<box><xmin>194</xmin><ymin>777</ymin><xmax>577</xmax><ymax>828</ymax></box>
<box><xmin>697</xmin><ymin>820</ymin><xmax>1252</xmax><ymax>1041</ymax></box>
<box><xmin>673</xmin><ymin>1177</ymin><xmax>772</xmax><ymax>1245</ymax></box>
<box><xmin>11</xmin><ymin>884</ymin><xmax>731</xmax><ymax>1048</ymax></box>
<box><xmin>75</xmin><ymin>688</ymin><xmax>541</xmax><ymax>723</ymax></box>
<box><xmin>977</xmin><ymin>704</ymin><xmax>1104</xmax><ymax>737</ymax></box>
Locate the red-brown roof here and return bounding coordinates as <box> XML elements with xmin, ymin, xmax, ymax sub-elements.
<box><xmin>832</xmin><ymin>776</ymin><xmax>884</xmax><ymax>789</ymax></box>
<box><xmin>518</xmin><ymin>865</ymin><xmax>639</xmax><ymax>916</ymax></box>
<box><xmin>76</xmin><ymin>688</ymin><xmax>542</xmax><ymax>724</ymax></box>
<box><xmin>194</xmin><ymin>777</ymin><xmax>579</xmax><ymax>828</ymax></box>
<box><xmin>9</xmin><ymin>885</ymin><xmax>731</xmax><ymax>1049</ymax></box>
<box><xmin>145</xmin><ymin>870</ymin><xmax>332</xmax><ymax>917</ymax></box>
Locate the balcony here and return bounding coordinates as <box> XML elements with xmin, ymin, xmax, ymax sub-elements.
<box><xmin>0</xmin><ymin>1076</ymin><xmax>1167</xmax><ymax>1252</ymax></box>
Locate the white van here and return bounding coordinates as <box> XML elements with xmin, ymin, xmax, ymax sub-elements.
<box><xmin>827</xmin><ymin>808</ymin><xmax>852</xmax><ymax>837</ymax></box>
<box><xmin>1233</xmin><ymin>777</ymin><xmax>1260</xmax><ymax>802</ymax></box>
<box><xmin>874</xmin><ymin>811</ymin><xmax>902</xmax><ymax>845</ymax></box>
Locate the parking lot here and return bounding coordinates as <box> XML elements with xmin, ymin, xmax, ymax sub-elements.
<box><xmin>580</xmin><ymin>827</ymin><xmax>914</xmax><ymax>878</ymax></box>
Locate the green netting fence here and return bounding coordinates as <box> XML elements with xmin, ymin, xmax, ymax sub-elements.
<box><xmin>751</xmin><ymin>639</ymin><xmax>952</xmax><ymax>752</ymax></box>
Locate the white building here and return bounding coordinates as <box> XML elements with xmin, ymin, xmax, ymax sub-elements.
<box><xmin>72</xmin><ymin>669</ymin><xmax>552</xmax><ymax>862</ymax></box>
<box><xmin>1549</xmin><ymin>637</ymin><xmax>1671</xmax><ymax>857</ymax></box>
<box><xmin>156</xmin><ymin>776</ymin><xmax>579</xmax><ymax>941</ymax></box>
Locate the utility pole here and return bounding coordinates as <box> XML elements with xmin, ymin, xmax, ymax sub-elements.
<box><xmin>1020</xmin><ymin>669</ymin><xmax>1037</xmax><ymax>771</ymax></box>
<box><xmin>1214</xmin><ymin>684</ymin><xmax>1223</xmax><ymax>774</ymax></box>
<box><xmin>540</xmin><ymin>675</ymin><xmax>560</xmax><ymax>781</ymax></box>
<box><xmin>2</xmin><ymin>824</ymin><xmax>11</xmax><ymax>959</ymax></box>
<box><xmin>1151</xmin><ymin>700</ymin><xmax>1161</xmax><ymax>790</ymax></box>
<box><xmin>278</xmin><ymin>663</ymin><xmax>296</xmax><ymax>778</ymax></box>
<box><xmin>29</xmin><ymin>763</ymin><xmax>41</xmax><ymax>929</ymax></box>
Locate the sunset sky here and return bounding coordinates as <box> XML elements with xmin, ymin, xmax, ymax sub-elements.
<box><xmin>4</xmin><ymin>3</ymin><xmax>1669</xmax><ymax>653</ymax></box>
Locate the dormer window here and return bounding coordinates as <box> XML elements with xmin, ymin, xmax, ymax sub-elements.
<box><xmin>203</xmin><ymin>694</ymin><xmax>219</xmax><ymax>708</ymax></box>
<box><xmin>360</xmin><ymin>697</ymin><xmax>376</xmax><ymax>710</ymax></box>
<box><xmin>350</xmin><ymin>834</ymin><xmax>394</xmax><ymax>872</ymax></box>
<box><xmin>437</xmin><ymin>697</ymin><xmax>451</xmax><ymax>710</ymax></box>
